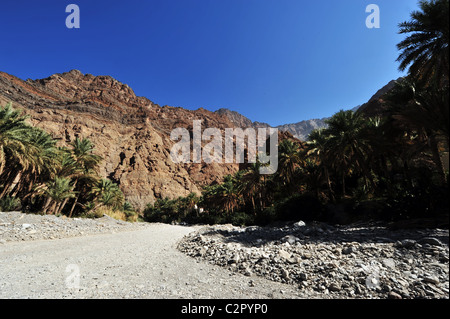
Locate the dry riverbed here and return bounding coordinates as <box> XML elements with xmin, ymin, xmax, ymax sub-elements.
<box><xmin>1</xmin><ymin>211</ymin><xmax>448</xmax><ymax>299</ymax></box>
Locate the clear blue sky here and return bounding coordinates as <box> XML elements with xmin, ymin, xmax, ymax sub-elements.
<box><xmin>0</xmin><ymin>0</ymin><xmax>419</xmax><ymax>126</ymax></box>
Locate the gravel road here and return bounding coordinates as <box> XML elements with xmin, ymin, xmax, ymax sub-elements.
<box><xmin>0</xmin><ymin>214</ymin><xmax>310</xmax><ymax>299</ymax></box>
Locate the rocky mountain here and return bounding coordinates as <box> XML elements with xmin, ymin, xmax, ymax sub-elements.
<box><xmin>215</xmin><ymin>108</ymin><xmax>325</xmax><ymax>141</ymax></box>
<box><xmin>276</xmin><ymin>118</ymin><xmax>328</xmax><ymax>141</ymax></box>
<box><xmin>217</xmin><ymin>78</ymin><xmax>402</xmax><ymax>141</ymax></box>
<box><xmin>357</xmin><ymin>78</ymin><xmax>403</xmax><ymax>117</ymax></box>
<box><xmin>0</xmin><ymin>70</ymin><xmax>244</xmax><ymax>211</ymax></box>
<box><xmin>0</xmin><ymin>69</ymin><xmax>399</xmax><ymax>210</ymax></box>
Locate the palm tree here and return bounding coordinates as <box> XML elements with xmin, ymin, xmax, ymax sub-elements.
<box><xmin>220</xmin><ymin>175</ymin><xmax>243</xmax><ymax>214</ymax></box>
<box><xmin>70</xmin><ymin>138</ymin><xmax>102</xmax><ymax>172</ymax></box>
<box><xmin>181</xmin><ymin>192</ymin><xmax>200</xmax><ymax>216</ymax></box>
<box><xmin>299</xmin><ymin>158</ymin><xmax>327</xmax><ymax>200</ymax></box>
<box><xmin>306</xmin><ymin>128</ymin><xmax>334</xmax><ymax>199</ymax></box>
<box><xmin>203</xmin><ymin>175</ymin><xmax>242</xmax><ymax>215</ymax></box>
<box><xmin>8</xmin><ymin>128</ymin><xmax>59</xmax><ymax>200</ymax></box>
<box><xmin>0</xmin><ymin>103</ymin><xmax>32</xmax><ymax>195</ymax></box>
<box><xmin>324</xmin><ymin>110</ymin><xmax>374</xmax><ymax>197</ymax></box>
<box><xmin>276</xmin><ymin>139</ymin><xmax>302</xmax><ymax>191</ymax></box>
<box><xmin>39</xmin><ymin>177</ymin><xmax>76</xmax><ymax>215</ymax></box>
<box><xmin>240</xmin><ymin>162</ymin><xmax>266</xmax><ymax>213</ymax></box>
<box><xmin>386</xmin><ymin>78</ymin><xmax>449</xmax><ymax>183</ymax></box>
<box><xmin>396</xmin><ymin>0</ymin><xmax>449</xmax><ymax>87</ymax></box>
<box><xmin>66</xmin><ymin>138</ymin><xmax>102</xmax><ymax>217</ymax></box>
<box><xmin>91</xmin><ymin>178</ymin><xmax>124</xmax><ymax>211</ymax></box>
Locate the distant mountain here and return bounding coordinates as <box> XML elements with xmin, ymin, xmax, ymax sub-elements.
<box><xmin>217</xmin><ymin>78</ymin><xmax>402</xmax><ymax>141</ymax></box>
<box><xmin>276</xmin><ymin>118</ymin><xmax>328</xmax><ymax>141</ymax></box>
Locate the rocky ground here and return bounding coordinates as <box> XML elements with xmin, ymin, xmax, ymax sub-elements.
<box><xmin>0</xmin><ymin>211</ymin><xmax>148</xmax><ymax>243</ymax></box>
<box><xmin>0</xmin><ymin>212</ymin><xmax>310</xmax><ymax>299</ymax></box>
<box><xmin>1</xmin><ymin>211</ymin><xmax>448</xmax><ymax>299</ymax></box>
<box><xmin>178</xmin><ymin>220</ymin><xmax>449</xmax><ymax>299</ymax></box>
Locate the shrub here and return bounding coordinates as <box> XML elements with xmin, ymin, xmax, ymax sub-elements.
<box><xmin>229</xmin><ymin>211</ymin><xmax>255</xmax><ymax>226</ymax></box>
<box><xmin>0</xmin><ymin>196</ymin><xmax>21</xmax><ymax>212</ymax></box>
<box><xmin>272</xmin><ymin>193</ymin><xmax>325</xmax><ymax>222</ymax></box>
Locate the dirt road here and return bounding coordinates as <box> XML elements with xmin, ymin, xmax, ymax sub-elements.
<box><xmin>0</xmin><ymin>223</ymin><xmax>304</xmax><ymax>299</ymax></box>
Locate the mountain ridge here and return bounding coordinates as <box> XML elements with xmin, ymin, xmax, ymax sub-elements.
<box><xmin>213</xmin><ymin>77</ymin><xmax>401</xmax><ymax>140</ymax></box>
<box><xmin>0</xmin><ymin>69</ymin><xmax>400</xmax><ymax>210</ymax></box>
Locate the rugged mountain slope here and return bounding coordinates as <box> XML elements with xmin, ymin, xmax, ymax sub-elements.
<box><xmin>0</xmin><ymin>70</ymin><xmax>242</xmax><ymax>211</ymax></box>
<box><xmin>0</xmin><ymin>69</ymin><xmax>399</xmax><ymax>210</ymax></box>
<box><xmin>357</xmin><ymin>78</ymin><xmax>402</xmax><ymax>117</ymax></box>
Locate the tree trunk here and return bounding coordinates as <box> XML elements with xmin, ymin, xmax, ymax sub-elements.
<box><xmin>324</xmin><ymin>168</ymin><xmax>335</xmax><ymax>201</ymax></box>
<box><xmin>68</xmin><ymin>193</ymin><xmax>81</xmax><ymax>218</ymax></box>
<box><xmin>429</xmin><ymin>134</ymin><xmax>447</xmax><ymax>184</ymax></box>
<box><xmin>61</xmin><ymin>179</ymin><xmax>78</xmax><ymax>217</ymax></box>
<box><xmin>251</xmin><ymin>196</ymin><xmax>256</xmax><ymax>214</ymax></box>
<box><xmin>55</xmin><ymin>201</ymin><xmax>64</xmax><ymax>216</ymax></box>
<box><xmin>48</xmin><ymin>201</ymin><xmax>57</xmax><ymax>215</ymax></box>
<box><xmin>58</xmin><ymin>199</ymin><xmax>68</xmax><ymax>216</ymax></box>
<box><xmin>9</xmin><ymin>171</ymin><xmax>23</xmax><ymax>197</ymax></box>
<box><xmin>42</xmin><ymin>197</ymin><xmax>52</xmax><ymax>214</ymax></box>
<box><xmin>342</xmin><ymin>174</ymin><xmax>346</xmax><ymax>197</ymax></box>
<box><xmin>0</xmin><ymin>171</ymin><xmax>19</xmax><ymax>199</ymax></box>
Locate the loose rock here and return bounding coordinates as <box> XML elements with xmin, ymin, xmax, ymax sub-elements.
<box><xmin>178</xmin><ymin>221</ymin><xmax>449</xmax><ymax>299</ymax></box>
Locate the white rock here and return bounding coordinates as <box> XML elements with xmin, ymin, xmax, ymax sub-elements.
<box><xmin>281</xmin><ymin>235</ymin><xmax>299</xmax><ymax>245</ymax></box>
<box><xmin>382</xmin><ymin>258</ymin><xmax>396</xmax><ymax>269</ymax></box>
<box><xmin>278</xmin><ymin>250</ymin><xmax>292</xmax><ymax>260</ymax></box>
<box><xmin>293</xmin><ymin>221</ymin><xmax>306</xmax><ymax>228</ymax></box>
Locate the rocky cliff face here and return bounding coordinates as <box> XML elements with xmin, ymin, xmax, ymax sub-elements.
<box><xmin>0</xmin><ymin>70</ymin><xmax>243</xmax><ymax>211</ymax></box>
<box><xmin>0</xmin><ymin>69</ymin><xmax>398</xmax><ymax>210</ymax></box>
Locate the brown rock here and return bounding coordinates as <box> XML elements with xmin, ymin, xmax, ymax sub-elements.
<box><xmin>388</xmin><ymin>291</ymin><xmax>403</xmax><ymax>299</ymax></box>
<box><xmin>0</xmin><ymin>70</ymin><xmax>299</xmax><ymax>211</ymax></box>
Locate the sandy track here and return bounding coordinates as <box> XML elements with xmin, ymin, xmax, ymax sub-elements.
<box><xmin>0</xmin><ymin>223</ymin><xmax>306</xmax><ymax>299</ymax></box>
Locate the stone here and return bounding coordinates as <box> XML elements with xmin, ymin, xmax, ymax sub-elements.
<box><xmin>419</xmin><ymin>237</ymin><xmax>443</xmax><ymax>247</ymax></box>
<box><xmin>176</xmin><ymin>222</ymin><xmax>449</xmax><ymax>300</ymax></box>
<box><xmin>398</xmin><ymin>239</ymin><xmax>416</xmax><ymax>248</ymax></box>
<box><xmin>228</xmin><ymin>253</ymin><xmax>240</xmax><ymax>264</ymax></box>
<box><xmin>382</xmin><ymin>258</ymin><xmax>396</xmax><ymax>269</ymax></box>
<box><xmin>342</xmin><ymin>246</ymin><xmax>356</xmax><ymax>255</ymax></box>
<box><xmin>328</xmin><ymin>283</ymin><xmax>341</xmax><ymax>292</ymax></box>
<box><xmin>281</xmin><ymin>235</ymin><xmax>299</xmax><ymax>245</ymax></box>
<box><xmin>281</xmin><ymin>269</ymin><xmax>290</xmax><ymax>280</ymax></box>
<box><xmin>293</xmin><ymin>221</ymin><xmax>306</xmax><ymax>228</ymax></box>
<box><xmin>388</xmin><ymin>291</ymin><xmax>402</xmax><ymax>299</ymax></box>
<box><xmin>278</xmin><ymin>250</ymin><xmax>292</xmax><ymax>260</ymax></box>
<box><xmin>299</xmin><ymin>273</ymin><xmax>308</xmax><ymax>281</ymax></box>
<box><xmin>302</xmin><ymin>252</ymin><xmax>312</xmax><ymax>259</ymax></box>
<box><xmin>422</xmin><ymin>276</ymin><xmax>439</xmax><ymax>285</ymax></box>
<box><xmin>197</xmin><ymin>247</ymin><xmax>207</xmax><ymax>257</ymax></box>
